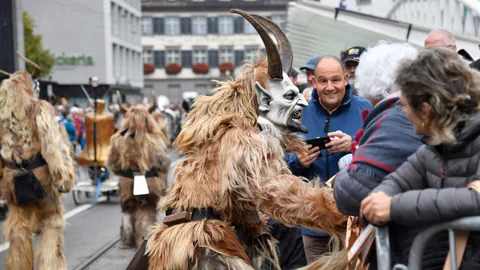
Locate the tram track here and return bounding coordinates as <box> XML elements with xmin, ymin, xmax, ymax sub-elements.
<box><xmin>72</xmin><ymin>235</ymin><xmax>121</xmax><ymax>270</ymax></box>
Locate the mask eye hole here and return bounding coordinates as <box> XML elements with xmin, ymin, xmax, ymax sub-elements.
<box><xmin>284</xmin><ymin>91</ymin><xmax>295</xmax><ymax>101</ymax></box>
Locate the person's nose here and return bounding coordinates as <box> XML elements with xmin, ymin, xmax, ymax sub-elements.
<box><xmin>326</xmin><ymin>80</ymin><xmax>335</xmax><ymax>90</ymax></box>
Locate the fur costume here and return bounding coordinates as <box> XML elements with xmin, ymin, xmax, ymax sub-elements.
<box><xmin>0</xmin><ymin>53</ymin><xmax>75</xmax><ymax>269</ymax></box>
<box><xmin>106</xmin><ymin>92</ymin><xmax>170</xmax><ymax>249</ymax></box>
<box><xmin>135</xmin><ymin>10</ymin><xmax>348</xmax><ymax>270</ymax></box>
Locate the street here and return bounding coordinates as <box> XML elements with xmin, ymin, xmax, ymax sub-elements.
<box><xmin>0</xmin><ymin>150</ymin><xmax>182</xmax><ymax>270</ymax></box>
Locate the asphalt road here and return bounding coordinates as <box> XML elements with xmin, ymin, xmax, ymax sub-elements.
<box><xmin>0</xmin><ymin>149</ymin><xmax>182</xmax><ymax>269</ymax></box>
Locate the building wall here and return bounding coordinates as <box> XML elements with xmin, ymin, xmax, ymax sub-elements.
<box><xmin>23</xmin><ymin>0</ymin><xmax>143</xmax><ymax>89</ymax></box>
<box><xmin>141</xmin><ymin>0</ymin><xmax>290</xmax><ymax>101</ymax></box>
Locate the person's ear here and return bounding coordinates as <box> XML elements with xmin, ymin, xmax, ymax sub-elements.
<box><xmin>420</xmin><ymin>101</ymin><xmax>432</xmax><ymax>123</ymax></box>
<box><xmin>344</xmin><ymin>72</ymin><xmax>349</xmax><ymax>84</ymax></box>
<box><xmin>452</xmin><ymin>45</ymin><xmax>457</xmax><ymax>52</ymax></box>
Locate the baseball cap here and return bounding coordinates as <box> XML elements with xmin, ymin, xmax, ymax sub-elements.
<box><xmin>342</xmin><ymin>46</ymin><xmax>366</xmax><ymax>63</ymax></box>
<box><xmin>300</xmin><ymin>56</ymin><xmax>321</xmax><ymax>71</ymax></box>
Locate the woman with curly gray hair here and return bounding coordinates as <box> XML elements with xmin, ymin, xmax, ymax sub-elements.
<box><xmin>361</xmin><ymin>47</ymin><xmax>480</xmax><ymax>269</ymax></box>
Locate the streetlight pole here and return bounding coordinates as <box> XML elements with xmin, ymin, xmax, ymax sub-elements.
<box><xmin>90</xmin><ymin>77</ymin><xmax>99</xmax><ymax>190</ymax></box>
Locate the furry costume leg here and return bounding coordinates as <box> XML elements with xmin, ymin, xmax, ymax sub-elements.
<box><xmin>4</xmin><ymin>204</ymin><xmax>34</xmax><ymax>270</ymax></box>
<box><xmin>36</xmin><ymin>200</ymin><xmax>66</xmax><ymax>270</ymax></box>
<box><xmin>133</xmin><ymin>206</ymin><xmax>157</xmax><ymax>249</ymax></box>
<box><xmin>121</xmin><ymin>213</ymin><xmax>135</xmax><ymax>249</ymax></box>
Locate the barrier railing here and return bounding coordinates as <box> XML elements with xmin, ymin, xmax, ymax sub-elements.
<box><xmin>374</xmin><ymin>216</ymin><xmax>480</xmax><ymax>270</ymax></box>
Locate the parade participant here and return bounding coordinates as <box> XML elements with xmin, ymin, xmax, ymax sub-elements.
<box><xmin>128</xmin><ymin>9</ymin><xmax>348</xmax><ymax>270</ymax></box>
<box><xmin>106</xmin><ymin>91</ymin><xmax>171</xmax><ymax>249</ymax></box>
<box><xmin>0</xmin><ymin>52</ymin><xmax>75</xmax><ymax>269</ymax></box>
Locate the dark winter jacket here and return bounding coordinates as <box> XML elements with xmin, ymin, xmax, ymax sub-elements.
<box><xmin>334</xmin><ymin>94</ymin><xmax>423</xmax><ymax>216</ymax></box>
<box><xmin>373</xmin><ymin>110</ymin><xmax>480</xmax><ymax>269</ymax></box>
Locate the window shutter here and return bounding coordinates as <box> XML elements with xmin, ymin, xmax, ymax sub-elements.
<box><xmin>207</xmin><ymin>17</ymin><xmax>218</xmax><ymax>34</ymax></box>
<box><xmin>234</xmin><ymin>17</ymin><xmax>244</xmax><ymax>34</ymax></box>
<box><xmin>154</xmin><ymin>51</ymin><xmax>165</xmax><ymax>68</ymax></box>
<box><xmin>153</xmin><ymin>18</ymin><xmax>164</xmax><ymax>35</ymax></box>
<box><xmin>208</xmin><ymin>50</ymin><xmax>219</xmax><ymax>68</ymax></box>
<box><xmin>234</xmin><ymin>51</ymin><xmax>245</xmax><ymax>66</ymax></box>
<box><xmin>181</xmin><ymin>51</ymin><xmax>192</xmax><ymax>67</ymax></box>
<box><xmin>181</xmin><ymin>18</ymin><xmax>192</xmax><ymax>34</ymax></box>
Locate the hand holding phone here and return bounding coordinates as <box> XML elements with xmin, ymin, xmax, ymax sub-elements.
<box><xmin>305</xmin><ymin>136</ymin><xmax>331</xmax><ymax>150</ymax></box>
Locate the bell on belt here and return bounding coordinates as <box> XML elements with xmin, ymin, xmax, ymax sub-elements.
<box><xmin>76</xmin><ymin>100</ymin><xmax>115</xmax><ymax>167</ymax></box>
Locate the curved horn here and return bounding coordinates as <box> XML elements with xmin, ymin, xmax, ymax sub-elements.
<box><xmin>16</xmin><ymin>51</ymin><xmax>41</xmax><ymax>79</ymax></box>
<box><xmin>0</xmin><ymin>70</ymin><xmax>12</xmax><ymax>78</ymax></box>
<box><xmin>148</xmin><ymin>91</ymin><xmax>157</xmax><ymax>113</ymax></box>
<box><xmin>116</xmin><ymin>90</ymin><xmax>128</xmax><ymax>113</ymax></box>
<box><xmin>251</xmin><ymin>14</ymin><xmax>293</xmax><ymax>74</ymax></box>
<box><xmin>230</xmin><ymin>9</ymin><xmax>283</xmax><ymax>80</ymax></box>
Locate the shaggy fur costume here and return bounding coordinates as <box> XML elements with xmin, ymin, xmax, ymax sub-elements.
<box><xmin>106</xmin><ymin>104</ymin><xmax>171</xmax><ymax>249</ymax></box>
<box><xmin>0</xmin><ymin>72</ymin><xmax>75</xmax><ymax>270</ymax></box>
<box><xmin>145</xmin><ymin>55</ymin><xmax>347</xmax><ymax>270</ymax></box>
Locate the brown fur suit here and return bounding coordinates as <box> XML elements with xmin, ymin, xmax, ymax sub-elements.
<box><xmin>144</xmin><ymin>53</ymin><xmax>347</xmax><ymax>270</ymax></box>
<box><xmin>106</xmin><ymin>98</ymin><xmax>171</xmax><ymax>249</ymax></box>
<box><xmin>0</xmin><ymin>72</ymin><xmax>75</xmax><ymax>269</ymax></box>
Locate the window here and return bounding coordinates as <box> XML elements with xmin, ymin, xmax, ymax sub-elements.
<box><xmin>192</xmin><ymin>17</ymin><xmax>207</xmax><ymax>35</ymax></box>
<box><xmin>271</xmin><ymin>15</ymin><xmax>286</xmax><ymax>30</ymax></box>
<box><xmin>143</xmin><ymin>49</ymin><xmax>153</xmax><ymax>64</ymax></box>
<box><xmin>142</xmin><ymin>17</ymin><xmax>152</xmax><ymax>34</ymax></box>
<box><xmin>166</xmin><ymin>48</ymin><xmax>181</xmax><ymax>64</ymax></box>
<box><xmin>218</xmin><ymin>17</ymin><xmax>233</xmax><ymax>34</ymax></box>
<box><xmin>111</xmin><ymin>3</ymin><xmax>118</xmax><ymax>36</ymax></box>
<box><xmin>193</xmin><ymin>48</ymin><xmax>207</xmax><ymax>64</ymax></box>
<box><xmin>165</xmin><ymin>17</ymin><xmax>180</xmax><ymax>35</ymax></box>
<box><xmin>244</xmin><ymin>47</ymin><xmax>257</xmax><ymax>62</ymax></box>
<box><xmin>219</xmin><ymin>47</ymin><xmax>234</xmax><ymax>64</ymax></box>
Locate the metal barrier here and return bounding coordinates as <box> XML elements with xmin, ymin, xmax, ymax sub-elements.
<box><xmin>375</xmin><ymin>216</ymin><xmax>480</xmax><ymax>270</ymax></box>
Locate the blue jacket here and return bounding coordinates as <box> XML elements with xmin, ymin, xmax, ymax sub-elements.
<box><xmin>63</xmin><ymin>119</ymin><xmax>77</xmax><ymax>142</ymax></box>
<box><xmin>285</xmin><ymin>86</ymin><xmax>372</xmax><ymax>236</ymax></box>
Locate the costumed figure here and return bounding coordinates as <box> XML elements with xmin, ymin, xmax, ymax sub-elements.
<box><xmin>127</xmin><ymin>10</ymin><xmax>348</xmax><ymax>270</ymax></box>
<box><xmin>0</xmin><ymin>52</ymin><xmax>75</xmax><ymax>269</ymax></box>
<box><xmin>107</xmin><ymin>91</ymin><xmax>170</xmax><ymax>249</ymax></box>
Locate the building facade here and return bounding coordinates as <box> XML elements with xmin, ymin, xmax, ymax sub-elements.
<box><xmin>141</xmin><ymin>0</ymin><xmax>292</xmax><ymax>101</ymax></box>
<box><xmin>0</xmin><ymin>0</ymin><xmax>25</xmax><ymax>76</ymax></box>
<box><xmin>24</xmin><ymin>0</ymin><xmax>144</xmax><ymax>106</ymax></box>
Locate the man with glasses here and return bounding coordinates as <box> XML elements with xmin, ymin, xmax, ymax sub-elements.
<box><xmin>285</xmin><ymin>56</ymin><xmax>371</xmax><ymax>263</ymax></box>
<box><xmin>424</xmin><ymin>29</ymin><xmax>457</xmax><ymax>52</ymax></box>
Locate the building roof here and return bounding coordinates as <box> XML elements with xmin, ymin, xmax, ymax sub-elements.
<box><xmin>142</xmin><ymin>0</ymin><xmax>293</xmax><ymax>12</ymax></box>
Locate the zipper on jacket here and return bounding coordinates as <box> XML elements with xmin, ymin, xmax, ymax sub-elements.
<box><xmin>324</xmin><ymin>115</ymin><xmax>331</xmax><ymax>179</ymax></box>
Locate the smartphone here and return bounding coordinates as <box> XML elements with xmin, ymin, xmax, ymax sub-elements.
<box><xmin>305</xmin><ymin>136</ymin><xmax>331</xmax><ymax>150</ymax></box>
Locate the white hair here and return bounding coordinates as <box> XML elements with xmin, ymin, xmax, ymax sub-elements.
<box><xmin>427</xmin><ymin>29</ymin><xmax>456</xmax><ymax>46</ymax></box>
<box><xmin>355</xmin><ymin>41</ymin><xmax>418</xmax><ymax>101</ymax></box>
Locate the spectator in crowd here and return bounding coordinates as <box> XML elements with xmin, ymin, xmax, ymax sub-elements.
<box><xmin>361</xmin><ymin>47</ymin><xmax>480</xmax><ymax>268</ymax></box>
<box><xmin>342</xmin><ymin>46</ymin><xmax>366</xmax><ymax>93</ymax></box>
<box><xmin>424</xmin><ymin>29</ymin><xmax>457</xmax><ymax>52</ymax></box>
<box><xmin>334</xmin><ymin>41</ymin><xmax>420</xmax><ymax>216</ymax></box>
<box><xmin>285</xmin><ymin>55</ymin><xmax>372</xmax><ymax>263</ymax></box>
<box><xmin>299</xmin><ymin>56</ymin><xmax>321</xmax><ymax>102</ymax></box>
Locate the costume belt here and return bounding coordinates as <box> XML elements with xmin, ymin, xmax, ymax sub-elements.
<box><xmin>6</xmin><ymin>154</ymin><xmax>47</xmax><ymax>171</ymax></box>
<box><xmin>164</xmin><ymin>207</ymin><xmax>260</xmax><ymax>246</ymax></box>
<box><xmin>116</xmin><ymin>168</ymin><xmax>158</xmax><ymax>179</ymax></box>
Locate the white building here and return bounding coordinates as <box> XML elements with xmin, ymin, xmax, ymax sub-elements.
<box><xmin>287</xmin><ymin>0</ymin><xmax>480</xmax><ymax>70</ymax></box>
<box><xmin>141</xmin><ymin>0</ymin><xmax>291</xmax><ymax>101</ymax></box>
<box><xmin>24</xmin><ymin>0</ymin><xmax>144</xmax><ymax>106</ymax></box>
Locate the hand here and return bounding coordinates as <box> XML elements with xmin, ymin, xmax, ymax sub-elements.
<box><xmin>298</xmin><ymin>145</ymin><xmax>320</xmax><ymax>168</ymax></box>
<box><xmin>326</xmin><ymin>131</ymin><xmax>352</xmax><ymax>153</ymax></box>
<box><xmin>57</xmin><ymin>181</ymin><xmax>73</xmax><ymax>193</ymax></box>
<box><xmin>360</xmin><ymin>192</ymin><xmax>392</xmax><ymax>225</ymax></box>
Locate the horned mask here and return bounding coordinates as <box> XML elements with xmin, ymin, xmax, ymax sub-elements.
<box><xmin>0</xmin><ymin>51</ymin><xmax>41</xmax><ymax>98</ymax></box>
<box><xmin>231</xmin><ymin>9</ymin><xmax>308</xmax><ymax>135</ymax></box>
<box><xmin>116</xmin><ymin>90</ymin><xmax>157</xmax><ymax>139</ymax></box>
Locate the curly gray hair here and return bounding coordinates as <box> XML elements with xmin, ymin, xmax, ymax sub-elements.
<box><xmin>396</xmin><ymin>47</ymin><xmax>480</xmax><ymax>145</ymax></box>
<box><xmin>355</xmin><ymin>41</ymin><xmax>418</xmax><ymax>102</ymax></box>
